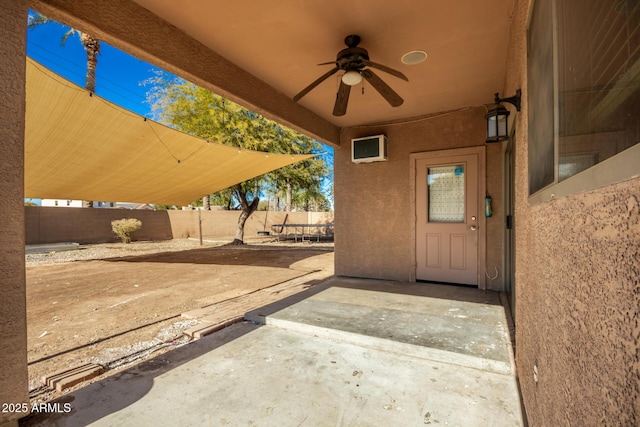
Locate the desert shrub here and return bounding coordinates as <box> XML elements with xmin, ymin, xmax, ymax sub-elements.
<box><xmin>111</xmin><ymin>218</ymin><xmax>142</xmax><ymax>243</ymax></box>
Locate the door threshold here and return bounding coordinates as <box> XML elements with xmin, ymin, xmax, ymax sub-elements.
<box><xmin>416</xmin><ymin>280</ymin><xmax>477</xmax><ymax>288</ymax></box>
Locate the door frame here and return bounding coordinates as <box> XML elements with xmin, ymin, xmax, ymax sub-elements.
<box><xmin>410</xmin><ymin>146</ymin><xmax>487</xmax><ymax>288</ymax></box>
<box><xmin>504</xmin><ymin>135</ymin><xmax>516</xmax><ymax>319</ymax></box>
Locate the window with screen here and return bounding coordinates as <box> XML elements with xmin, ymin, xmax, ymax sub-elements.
<box><xmin>527</xmin><ymin>0</ymin><xmax>555</xmax><ymax>194</ymax></box>
<box><xmin>528</xmin><ymin>0</ymin><xmax>640</xmax><ymax>197</ymax></box>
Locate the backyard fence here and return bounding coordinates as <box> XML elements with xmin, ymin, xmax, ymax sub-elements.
<box><xmin>25</xmin><ymin>206</ymin><xmax>333</xmax><ymax>244</ymax></box>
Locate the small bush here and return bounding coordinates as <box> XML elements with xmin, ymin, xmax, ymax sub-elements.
<box><xmin>111</xmin><ymin>218</ymin><xmax>142</xmax><ymax>243</ymax></box>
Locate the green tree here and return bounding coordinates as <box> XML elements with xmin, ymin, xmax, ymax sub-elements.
<box><xmin>152</xmin><ymin>204</ymin><xmax>178</xmax><ymax>210</ymax></box>
<box><xmin>146</xmin><ymin>73</ymin><xmax>330</xmax><ymax>243</ymax></box>
<box><xmin>28</xmin><ymin>12</ymin><xmax>101</xmax><ymax>208</ymax></box>
<box><xmin>265</xmin><ymin>126</ymin><xmax>329</xmax><ymax>212</ymax></box>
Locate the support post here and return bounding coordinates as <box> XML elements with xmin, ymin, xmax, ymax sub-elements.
<box><xmin>0</xmin><ymin>1</ymin><xmax>30</xmax><ymax>425</ymax></box>
<box><xmin>198</xmin><ymin>209</ymin><xmax>203</xmax><ymax>246</ymax></box>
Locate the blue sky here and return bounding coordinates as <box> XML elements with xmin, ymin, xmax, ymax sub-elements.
<box><xmin>27</xmin><ymin>13</ymin><xmax>159</xmax><ymax>117</ymax></box>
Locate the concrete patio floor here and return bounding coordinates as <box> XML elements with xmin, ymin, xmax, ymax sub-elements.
<box><xmin>22</xmin><ymin>277</ymin><xmax>524</xmax><ymax>426</ymax></box>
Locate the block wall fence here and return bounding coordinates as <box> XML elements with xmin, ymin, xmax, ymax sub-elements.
<box><xmin>25</xmin><ymin>206</ymin><xmax>333</xmax><ymax>244</ymax></box>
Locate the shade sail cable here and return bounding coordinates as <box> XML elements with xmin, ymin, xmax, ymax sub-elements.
<box><xmin>24</xmin><ymin>57</ymin><xmax>313</xmax><ymax>205</ymax></box>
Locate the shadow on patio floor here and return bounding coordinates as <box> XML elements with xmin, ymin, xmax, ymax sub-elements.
<box><xmin>22</xmin><ymin>277</ymin><xmax>523</xmax><ymax>426</ymax></box>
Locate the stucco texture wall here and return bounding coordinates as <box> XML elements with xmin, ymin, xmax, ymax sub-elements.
<box><xmin>518</xmin><ymin>179</ymin><xmax>640</xmax><ymax>424</ymax></box>
<box><xmin>507</xmin><ymin>0</ymin><xmax>640</xmax><ymax>424</ymax></box>
<box><xmin>0</xmin><ymin>1</ymin><xmax>30</xmax><ymax>424</ymax></box>
<box><xmin>334</xmin><ymin>107</ymin><xmax>504</xmax><ymax>286</ymax></box>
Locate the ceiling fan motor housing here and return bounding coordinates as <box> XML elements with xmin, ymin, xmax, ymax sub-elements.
<box><xmin>336</xmin><ymin>47</ymin><xmax>369</xmax><ymax>71</ymax></box>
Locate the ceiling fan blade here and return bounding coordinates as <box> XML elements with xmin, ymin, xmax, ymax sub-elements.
<box><xmin>318</xmin><ymin>57</ymin><xmax>352</xmax><ymax>67</ymax></box>
<box><xmin>293</xmin><ymin>67</ymin><xmax>340</xmax><ymax>102</ymax></box>
<box><xmin>362</xmin><ymin>69</ymin><xmax>404</xmax><ymax>107</ymax></box>
<box><xmin>333</xmin><ymin>81</ymin><xmax>351</xmax><ymax>116</ymax></box>
<box><xmin>363</xmin><ymin>60</ymin><xmax>408</xmax><ymax>81</ymax></box>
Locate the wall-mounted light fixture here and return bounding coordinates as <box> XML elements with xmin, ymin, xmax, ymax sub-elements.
<box><xmin>485</xmin><ymin>89</ymin><xmax>521</xmax><ymax>143</ymax></box>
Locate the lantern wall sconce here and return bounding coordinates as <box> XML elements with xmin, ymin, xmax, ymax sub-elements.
<box><xmin>485</xmin><ymin>89</ymin><xmax>521</xmax><ymax>143</ymax></box>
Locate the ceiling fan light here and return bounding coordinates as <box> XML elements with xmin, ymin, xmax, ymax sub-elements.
<box><xmin>342</xmin><ymin>70</ymin><xmax>362</xmax><ymax>86</ymax></box>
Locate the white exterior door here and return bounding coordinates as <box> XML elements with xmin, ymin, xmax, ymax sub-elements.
<box><xmin>414</xmin><ymin>147</ymin><xmax>485</xmax><ymax>286</ymax></box>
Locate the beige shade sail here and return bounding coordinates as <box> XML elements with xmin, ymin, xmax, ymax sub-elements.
<box><xmin>24</xmin><ymin>58</ymin><xmax>314</xmax><ymax>206</ymax></box>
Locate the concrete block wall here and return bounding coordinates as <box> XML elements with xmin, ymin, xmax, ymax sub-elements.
<box><xmin>25</xmin><ymin>207</ymin><xmax>173</xmax><ymax>244</ymax></box>
<box><xmin>24</xmin><ymin>207</ymin><xmax>334</xmax><ymax>244</ymax></box>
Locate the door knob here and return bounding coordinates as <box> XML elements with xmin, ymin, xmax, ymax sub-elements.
<box><xmin>470</xmin><ymin>225</ymin><xmax>477</xmax><ymax>231</ymax></box>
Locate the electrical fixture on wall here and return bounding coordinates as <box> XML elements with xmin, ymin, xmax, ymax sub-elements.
<box><xmin>485</xmin><ymin>89</ymin><xmax>522</xmax><ymax>143</ymax></box>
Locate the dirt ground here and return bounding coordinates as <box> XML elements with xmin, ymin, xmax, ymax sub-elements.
<box><xmin>25</xmin><ymin>239</ymin><xmax>334</xmax><ymax>402</ymax></box>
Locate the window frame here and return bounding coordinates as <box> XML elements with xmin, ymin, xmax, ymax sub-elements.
<box><xmin>529</xmin><ymin>143</ymin><xmax>640</xmax><ymax>203</ymax></box>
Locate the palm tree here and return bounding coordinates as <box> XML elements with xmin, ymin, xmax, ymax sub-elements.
<box><xmin>28</xmin><ymin>12</ymin><xmax>101</xmax><ymax>207</ymax></box>
<box><xmin>202</xmin><ymin>195</ymin><xmax>211</xmax><ymax>210</ymax></box>
<box><xmin>28</xmin><ymin>13</ymin><xmax>101</xmax><ymax>93</ymax></box>
<box><xmin>76</xmin><ymin>32</ymin><xmax>100</xmax><ymax>94</ymax></box>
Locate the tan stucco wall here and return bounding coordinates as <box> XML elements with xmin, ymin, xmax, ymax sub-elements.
<box><xmin>507</xmin><ymin>0</ymin><xmax>640</xmax><ymax>423</ymax></box>
<box><xmin>24</xmin><ymin>207</ymin><xmax>333</xmax><ymax>244</ymax></box>
<box><xmin>0</xmin><ymin>1</ymin><xmax>30</xmax><ymax>424</ymax></box>
<box><xmin>517</xmin><ymin>179</ymin><xmax>640</xmax><ymax>424</ymax></box>
<box><xmin>334</xmin><ymin>108</ymin><xmax>504</xmax><ymax>288</ymax></box>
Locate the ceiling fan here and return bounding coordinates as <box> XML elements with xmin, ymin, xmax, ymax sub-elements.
<box><xmin>293</xmin><ymin>35</ymin><xmax>408</xmax><ymax>116</ymax></box>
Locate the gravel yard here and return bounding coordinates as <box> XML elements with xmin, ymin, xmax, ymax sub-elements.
<box><xmin>26</xmin><ymin>239</ymin><xmax>212</xmax><ymax>266</ymax></box>
<box><xmin>25</xmin><ymin>238</ymin><xmax>333</xmax><ymax>403</ymax></box>
<box><xmin>26</xmin><ymin>237</ymin><xmax>334</xmax><ymax>266</ymax></box>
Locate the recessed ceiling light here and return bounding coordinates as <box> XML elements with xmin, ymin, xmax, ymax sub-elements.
<box><xmin>401</xmin><ymin>50</ymin><xmax>428</xmax><ymax>65</ymax></box>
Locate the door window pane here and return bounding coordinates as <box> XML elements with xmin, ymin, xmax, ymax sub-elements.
<box><xmin>428</xmin><ymin>165</ymin><xmax>465</xmax><ymax>223</ymax></box>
